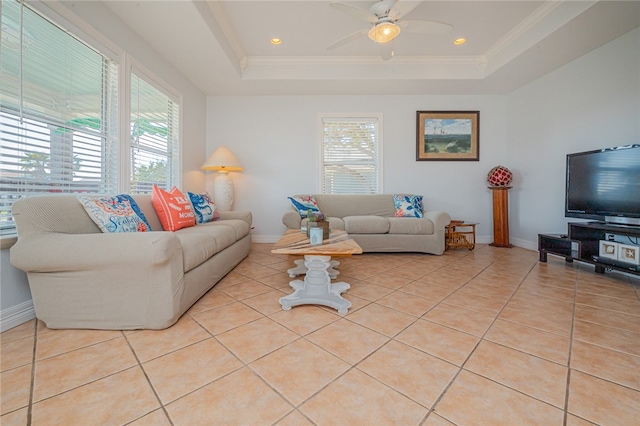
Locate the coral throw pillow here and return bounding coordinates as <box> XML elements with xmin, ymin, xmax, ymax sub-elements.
<box><xmin>78</xmin><ymin>194</ymin><xmax>152</xmax><ymax>233</ymax></box>
<box><xmin>152</xmin><ymin>185</ymin><xmax>196</xmax><ymax>231</ymax></box>
<box><xmin>288</xmin><ymin>195</ymin><xmax>320</xmax><ymax>217</ymax></box>
<box><xmin>393</xmin><ymin>194</ymin><xmax>424</xmax><ymax>218</ymax></box>
<box><xmin>188</xmin><ymin>191</ymin><xmax>220</xmax><ymax>224</ymax></box>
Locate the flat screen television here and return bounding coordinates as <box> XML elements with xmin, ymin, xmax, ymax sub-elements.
<box><xmin>565</xmin><ymin>144</ymin><xmax>640</xmax><ymax>226</ymax></box>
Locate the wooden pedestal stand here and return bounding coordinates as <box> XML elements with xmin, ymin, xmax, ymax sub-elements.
<box><xmin>490</xmin><ymin>187</ymin><xmax>513</xmax><ymax>247</ymax></box>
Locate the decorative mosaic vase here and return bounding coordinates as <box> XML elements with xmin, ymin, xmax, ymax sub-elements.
<box><xmin>487</xmin><ymin>165</ymin><xmax>513</xmax><ymax>187</ymax></box>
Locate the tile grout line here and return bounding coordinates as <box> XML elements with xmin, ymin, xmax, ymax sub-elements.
<box><xmin>121</xmin><ymin>331</ymin><xmax>175</xmax><ymax>426</ymax></box>
<box><xmin>365</xmin><ymin>246</ymin><xmax>533</xmax><ymax>425</ymax></box>
<box><xmin>242</xmin><ymin>251</ymin><xmax>422</xmax><ymax>422</ymax></box>
<box><xmin>563</xmin><ymin>263</ymin><xmax>585</xmax><ymax>426</ymax></box>
<box><xmin>423</xmin><ymin>250</ymin><xmax>544</xmax><ymax>424</ymax></box>
<box><xmin>26</xmin><ymin>318</ymin><xmax>37</xmax><ymax>426</ymax></box>
<box><xmin>417</xmin><ymin>246</ymin><xmax>500</xmax><ymax>425</ymax></box>
<box><xmin>568</xmin><ymin>267</ymin><xmax>640</xmax><ymax>395</ymax></box>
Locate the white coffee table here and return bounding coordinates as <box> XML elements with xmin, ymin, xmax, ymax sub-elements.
<box><xmin>271</xmin><ymin>230</ymin><xmax>363</xmax><ymax>314</ymax></box>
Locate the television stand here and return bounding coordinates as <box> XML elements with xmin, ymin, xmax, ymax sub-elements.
<box><xmin>539</xmin><ymin>222</ymin><xmax>640</xmax><ymax>276</ymax></box>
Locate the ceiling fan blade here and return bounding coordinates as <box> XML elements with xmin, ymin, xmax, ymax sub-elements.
<box><xmin>329</xmin><ymin>2</ymin><xmax>378</xmax><ymax>24</ymax></box>
<box><xmin>379</xmin><ymin>41</ymin><xmax>394</xmax><ymax>61</ymax></box>
<box><xmin>400</xmin><ymin>20</ymin><xmax>453</xmax><ymax>35</ymax></box>
<box><xmin>392</xmin><ymin>1</ymin><xmax>422</xmax><ymax>20</ymax></box>
<box><xmin>327</xmin><ymin>28</ymin><xmax>369</xmax><ymax>50</ymax></box>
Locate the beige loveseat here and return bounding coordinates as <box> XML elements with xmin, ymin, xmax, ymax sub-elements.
<box><xmin>282</xmin><ymin>194</ymin><xmax>450</xmax><ymax>254</ymax></box>
<box><xmin>10</xmin><ymin>194</ymin><xmax>252</xmax><ymax>330</ymax></box>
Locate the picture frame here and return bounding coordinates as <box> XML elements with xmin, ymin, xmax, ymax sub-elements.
<box><xmin>416</xmin><ymin>111</ymin><xmax>480</xmax><ymax>161</ymax></box>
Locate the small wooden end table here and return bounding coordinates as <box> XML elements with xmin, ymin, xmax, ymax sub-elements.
<box><xmin>446</xmin><ymin>221</ymin><xmax>477</xmax><ymax>250</ymax></box>
<box><xmin>271</xmin><ymin>230</ymin><xmax>362</xmax><ymax>314</ymax></box>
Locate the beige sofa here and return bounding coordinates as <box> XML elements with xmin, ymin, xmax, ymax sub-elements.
<box><xmin>282</xmin><ymin>194</ymin><xmax>450</xmax><ymax>254</ymax></box>
<box><xmin>10</xmin><ymin>194</ymin><xmax>252</xmax><ymax>330</ymax></box>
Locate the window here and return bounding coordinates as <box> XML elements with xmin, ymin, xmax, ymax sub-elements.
<box><xmin>0</xmin><ymin>0</ymin><xmax>180</xmax><ymax>237</ymax></box>
<box><xmin>129</xmin><ymin>72</ymin><xmax>180</xmax><ymax>193</ymax></box>
<box><xmin>320</xmin><ymin>115</ymin><xmax>381</xmax><ymax>194</ymax></box>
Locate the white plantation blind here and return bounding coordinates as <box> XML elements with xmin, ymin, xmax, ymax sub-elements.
<box><xmin>129</xmin><ymin>73</ymin><xmax>180</xmax><ymax>194</ymax></box>
<box><xmin>0</xmin><ymin>0</ymin><xmax>118</xmax><ymax>236</ymax></box>
<box><xmin>321</xmin><ymin>116</ymin><xmax>381</xmax><ymax>194</ymax></box>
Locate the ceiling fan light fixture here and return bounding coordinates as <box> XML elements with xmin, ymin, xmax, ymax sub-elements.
<box><xmin>368</xmin><ymin>22</ymin><xmax>400</xmax><ymax>44</ymax></box>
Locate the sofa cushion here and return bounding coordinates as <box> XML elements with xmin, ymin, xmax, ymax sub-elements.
<box><xmin>188</xmin><ymin>191</ymin><xmax>219</xmax><ymax>224</ymax></box>
<box><xmin>393</xmin><ymin>194</ymin><xmax>423</xmax><ymax>218</ymax></box>
<box><xmin>78</xmin><ymin>194</ymin><xmax>152</xmax><ymax>233</ymax></box>
<box><xmin>152</xmin><ymin>185</ymin><xmax>196</xmax><ymax>231</ymax></box>
<box><xmin>204</xmin><ymin>219</ymin><xmax>251</xmax><ymax>241</ymax></box>
<box><xmin>174</xmin><ymin>223</ymin><xmax>240</xmax><ymax>272</ymax></box>
<box><xmin>388</xmin><ymin>217</ymin><xmax>434</xmax><ymax>235</ymax></box>
<box><xmin>344</xmin><ymin>216</ymin><xmax>389</xmax><ymax>234</ymax></box>
<box><xmin>327</xmin><ymin>217</ymin><xmax>345</xmax><ymax>231</ymax></box>
<box><xmin>314</xmin><ymin>194</ymin><xmax>396</xmax><ymax>218</ymax></box>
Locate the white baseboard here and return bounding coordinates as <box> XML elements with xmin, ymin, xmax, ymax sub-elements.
<box><xmin>510</xmin><ymin>237</ymin><xmax>537</xmax><ymax>251</ymax></box>
<box><xmin>1</xmin><ymin>300</ymin><xmax>35</xmax><ymax>332</ymax></box>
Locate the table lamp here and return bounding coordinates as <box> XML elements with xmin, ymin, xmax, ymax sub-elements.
<box><xmin>201</xmin><ymin>146</ymin><xmax>243</xmax><ymax>211</ymax></box>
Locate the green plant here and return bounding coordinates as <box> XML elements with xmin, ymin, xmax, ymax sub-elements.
<box><xmin>306</xmin><ymin>210</ymin><xmax>325</xmax><ymax>222</ymax></box>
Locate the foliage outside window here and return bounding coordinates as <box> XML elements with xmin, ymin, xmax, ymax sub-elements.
<box><xmin>321</xmin><ymin>115</ymin><xmax>381</xmax><ymax>194</ymax></box>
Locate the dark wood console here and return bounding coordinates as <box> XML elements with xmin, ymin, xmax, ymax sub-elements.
<box><xmin>539</xmin><ymin>222</ymin><xmax>640</xmax><ymax>276</ymax></box>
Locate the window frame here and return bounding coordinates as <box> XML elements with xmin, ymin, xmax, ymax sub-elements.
<box><xmin>318</xmin><ymin>113</ymin><xmax>383</xmax><ymax>195</ymax></box>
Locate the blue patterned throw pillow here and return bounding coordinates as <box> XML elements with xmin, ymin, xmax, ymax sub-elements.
<box><xmin>78</xmin><ymin>194</ymin><xmax>152</xmax><ymax>233</ymax></box>
<box><xmin>188</xmin><ymin>191</ymin><xmax>220</xmax><ymax>224</ymax></box>
<box><xmin>287</xmin><ymin>195</ymin><xmax>321</xmax><ymax>218</ymax></box>
<box><xmin>393</xmin><ymin>194</ymin><xmax>424</xmax><ymax>218</ymax></box>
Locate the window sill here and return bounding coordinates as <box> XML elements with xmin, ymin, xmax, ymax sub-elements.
<box><xmin>1</xmin><ymin>236</ymin><xmax>18</xmax><ymax>250</ymax></box>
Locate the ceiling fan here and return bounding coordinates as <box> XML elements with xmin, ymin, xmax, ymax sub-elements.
<box><xmin>327</xmin><ymin>0</ymin><xmax>453</xmax><ymax>60</ymax></box>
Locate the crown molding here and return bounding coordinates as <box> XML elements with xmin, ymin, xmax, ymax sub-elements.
<box><xmin>193</xmin><ymin>0</ymin><xmax>245</xmax><ymax>76</ymax></box>
<box><xmin>482</xmin><ymin>0</ymin><xmax>598</xmax><ymax>76</ymax></box>
<box><xmin>483</xmin><ymin>0</ymin><xmax>565</xmax><ymax>60</ymax></box>
<box><xmin>240</xmin><ymin>55</ymin><xmax>486</xmax><ymax>81</ymax></box>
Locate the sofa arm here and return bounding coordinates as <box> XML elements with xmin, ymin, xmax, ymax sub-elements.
<box><xmin>10</xmin><ymin>232</ymin><xmax>182</xmax><ymax>273</ymax></box>
<box><xmin>282</xmin><ymin>210</ymin><xmax>301</xmax><ymax>229</ymax></box>
<box><xmin>217</xmin><ymin>210</ymin><xmax>252</xmax><ymax>226</ymax></box>
<box><xmin>424</xmin><ymin>211</ymin><xmax>451</xmax><ymax>231</ymax></box>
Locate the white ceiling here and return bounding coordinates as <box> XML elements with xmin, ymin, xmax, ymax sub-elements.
<box><xmin>103</xmin><ymin>0</ymin><xmax>640</xmax><ymax>96</ymax></box>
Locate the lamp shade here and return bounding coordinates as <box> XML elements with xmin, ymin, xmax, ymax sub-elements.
<box><xmin>368</xmin><ymin>22</ymin><xmax>401</xmax><ymax>44</ymax></box>
<box><xmin>201</xmin><ymin>146</ymin><xmax>243</xmax><ymax>172</ymax></box>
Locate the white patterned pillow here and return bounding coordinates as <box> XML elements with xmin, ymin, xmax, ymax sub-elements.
<box><xmin>78</xmin><ymin>194</ymin><xmax>153</xmax><ymax>233</ymax></box>
<box><xmin>393</xmin><ymin>194</ymin><xmax>424</xmax><ymax>218</ymax></box>
<box><xmin>288</xmin><ymin>195</ymin><xmax>321</xmax><ymax>217</ymax></box>
<box><xmin>188</xmin><ymin>191</ymin><xmax>220</xmax><ymax>224</ymax></box>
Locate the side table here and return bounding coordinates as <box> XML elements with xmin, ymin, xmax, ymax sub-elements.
<box><xmin>446</xmin><ymin>221</ymin><xmax>477</xmax><ymax>250</ymax></box>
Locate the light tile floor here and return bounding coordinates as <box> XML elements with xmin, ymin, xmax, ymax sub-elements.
<box><xmin>2</xmin><ymin>243</ymin><xmax>640</xmax><ymax>425</ymax></box>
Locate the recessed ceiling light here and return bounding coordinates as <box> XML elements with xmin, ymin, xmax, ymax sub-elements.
<box><xmin>454</xmin><ymin>38</ymin><xmax>466</xmax><ymax>45</ymax></box>
<box><xmin>270</xmin><ymin>38</ymin><xmax>282</xmax><ymax>45</ymax></box>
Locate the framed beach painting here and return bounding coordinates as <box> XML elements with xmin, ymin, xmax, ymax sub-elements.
<box><xmin>416</xmin><ymin>111</ymin><xmax>479</xmax><ymax>161</ymax></box>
